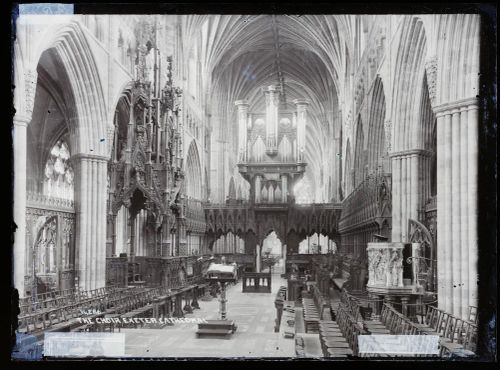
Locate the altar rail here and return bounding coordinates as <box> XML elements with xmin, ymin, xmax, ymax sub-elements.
<box><xmin>242</xmin><ymin>272</ymin><xmax>272</xmax><ymax>293</ymax></box>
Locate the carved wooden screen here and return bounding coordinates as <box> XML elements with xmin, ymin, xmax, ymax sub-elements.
<box><xmin>25</xmin><ymin>207</ymin><xmax>75</xmax><ymax>295</ymax></box>
<box><xmin>408</xmin><ymin>218</ymin><xmax>435</xmax><ymax>292</ymax></box>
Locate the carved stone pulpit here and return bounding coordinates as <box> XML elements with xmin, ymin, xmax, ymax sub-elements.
<box><xmin>366</xmin><ymin>242</ymin><xmax>412</xmax><ymax>295</ymax></box>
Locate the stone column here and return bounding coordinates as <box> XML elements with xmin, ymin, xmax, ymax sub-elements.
<box><xmin>293</xmin><ymin>99</ymin><xmax>310</xmax><ymax>162</ymax></box>
<box><xmin>390</xmin><ymin>150</ymin><xmax>432</xmax><ymax>242</ymax></box>
<box><xmin>391</xmin><ymin>157</ymin><xmax>401</xmax><ymax>241</ymax></box>
<box><xmin>13</xmin><ymin>115</ymin><xmax>31</xmax><ymax>296</ymax></box>
<box><xmin>73</xmin><ymin>154</ymin><xmax>108</xmax><ymax>291</ymax></box>
<box><xmin>435</xmin><ymin>97</ymin><xmax>478</xmax><ymax>319</ymax></box>
<box><xmin>282</xmin><ymin>243</ymin><xmax>287</xmax><ymax>274</ymax></box>
<box><xmin>235</xmin><ymin>100</ymin><xmax>249</xmax><ymax>162</ymax></box>
<box><xmin>256</xmin><ymin>244</ymin><xmax>261</xmax><ymax>272</ymax></box>
<box><xmin>12</xmin><ymin>63</ymin><xmax>37</xmax><ymax>297</ymax></box>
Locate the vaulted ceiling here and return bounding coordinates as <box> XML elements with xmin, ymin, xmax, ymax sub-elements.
<box><xmin>179</xmin><ymin>15</ymin><xmax>354</xmax><ymax>201</ymax></box>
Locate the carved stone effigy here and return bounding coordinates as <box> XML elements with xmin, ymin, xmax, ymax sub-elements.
<box><xmin>367</xmin><ymin>242</ymin><xmax>409</xmax><ymax>294</ymax></box>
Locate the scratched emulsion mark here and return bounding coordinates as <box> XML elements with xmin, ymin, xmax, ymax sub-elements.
<box><xmin>242</xmin><ymin>64</ymin><xmax>256</xmax><ymax>81</ymax></box>
<box><xmin>11</xmin><ymin>332</ymin><xmax>43</xmax><ymax>361</ymax></box>
<box><xmin>18</xmin><ymin>3</ymin><xmax>74</xmax><ymax>15</ymax></box>
<box><xmin>488</xmin><ymin>315</ymin><xmax>496</xmax><ymax>357</ymax></box>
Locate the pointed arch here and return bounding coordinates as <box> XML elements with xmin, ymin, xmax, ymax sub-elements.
<box><xmin>392</xmin><ymin>16</ymin><xmax>428</xmax><ymax>152</ymax></box>
<box><xmin>237</xmin><ymin>184</ymin><xmax>242</xmax><ymax>200</ymax></box>
<box><xmin>185</xmin><ymin>140</ymin><xmax>203</xmax><ymax>199</ymax></box>
<box><xmin>278</xmin><ymin>134</ymin><xmax>292</xmax><ymax>161</ymax></box>
<box><xmin>33</xmin><ymin>20</ymin><xmax>108</xmax><ymax>157</ymax></box>
<box><xmin>228</xmin><ymin>176</ymin><xmax>236</xmax><ymax>200</ymax></box>
<box><xmin>367</xmin><ymin>76</ymin><xmax>387</xmax><ymax>173</ymax></box>
<box><xmin>436</xmin><ymin>14</ymin><xmax>480</xmax><ymax>104</ymax></box>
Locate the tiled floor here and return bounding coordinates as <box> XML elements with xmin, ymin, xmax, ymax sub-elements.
<box><xmin>122</xmin><ymin>273</ymin><xmax>295</xmax><ymax>358</ymax></box>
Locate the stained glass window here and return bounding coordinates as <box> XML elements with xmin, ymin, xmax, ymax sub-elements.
<box><xmin>293</xmin><ymin>176</ymin><xmax>313</xmax><ymax>204</ymax></box>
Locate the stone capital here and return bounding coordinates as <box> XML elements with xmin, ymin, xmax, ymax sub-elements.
<box><xmin>389</xmin><ymin>149</ymin><xmax>434</xmax><ymax>159</ymax></box>
<box><xmin>434</xmin><ymin>97</ymin><xmax>479</xmax><ymax>116</ymax></box>
<box><xmin>383</xmin><ymin>119</ymin><xmax>392</xmax><ymax>153</ymax></box>
<box><xmin>71</xmin><ymin>153</ymin><xmax>110</xmax><ymax>163</ymax></box>
<box><xmin>234</xmin><ymin>100</ymin><xmax>249</xmax><ymax>108</ymax></box>
<box><xmin>22</xmin><ymin>69</ymin><xmax>38</xmax><ymax>118</ymax></box>
<box><xmin>13</xmin><ymin>115</ymin><xmax>32</xmax><ymax>127</ymax></box>
<box><xmin>262</xmin><ymin>85</ymin><xmax>280</xmax><ymax>93</ymax></box>
<box><xmin>293</xmin><ymin>99</ymin><xmax>310</xmax><ymax>108</ymax></box>
<box><xmin>424</xmin><ymin>55</ymin><xmax>437</xmax><ymax>107</ymax></box>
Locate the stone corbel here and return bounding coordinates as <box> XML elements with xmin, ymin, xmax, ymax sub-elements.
<box><xmin>383</xmin><ymin>119</ymin><xmax>392</xmax><ymax>154</ymax></box>
<box><xmin>107</xmin><ymin>124</ymin><xmax>116</xmax><ymax>158</ymax></box>
<box><xmin>424</xmin><ymin>55</ymin><xmax>438</xmax><ymax>107</ymax></box>
<box><xmin>24</xmin><ymin>69</ymin><xmax>38</xmax><ymax>118</ymax></box>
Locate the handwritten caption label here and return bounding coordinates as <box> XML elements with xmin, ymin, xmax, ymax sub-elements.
<box><xmin>77</xmin><ymin>317</ymin><xmax>208</xmax><ymax>325</ymax></box>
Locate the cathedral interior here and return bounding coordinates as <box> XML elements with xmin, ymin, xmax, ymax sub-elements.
<box><xmin>12</xmin><ymin>13</ymin><xmax>490</xmax><ymax>359</ymax></box>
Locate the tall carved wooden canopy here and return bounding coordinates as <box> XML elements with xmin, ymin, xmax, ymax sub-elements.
<box><xmin>107</xmin><ymin>21</ymin><xmax>184</xmax><ymax>257</ymax></box>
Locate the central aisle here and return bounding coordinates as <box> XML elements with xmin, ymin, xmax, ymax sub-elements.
<box><xmin>123</xmin><ymin>273</ymin><xmax>295</xmax><ymax>358</ymax></box>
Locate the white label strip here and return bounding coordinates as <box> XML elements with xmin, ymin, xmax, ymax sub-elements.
<box><xmin>44</xmin><ymin>332</ymin><xmax>126</xmax><ymax>357</ymax></box>
<box><xmin>358</xmin><ymin>335</ymin><xmax>440</xmax><ymax>355</ymax></box>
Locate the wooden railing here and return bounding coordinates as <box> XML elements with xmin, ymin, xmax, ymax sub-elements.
<box><xmin>380</xmin><ymin>303</ymin><xmax>477</xmax><ymax>357</ymax></box>
<box><xmin>241</xmin><ymin>272</ymin><xmax>271</xmax><ymax>293</ymax></box>
<box><xmin>336</xmin><ymin>303</ymin><xmax>368</xmax><ymax>356</ymax></box>
<box><xmin>339</xmin><ymin>289</ymin><xmax>363</xmax><ymax>322</ymax></box>
<box><xmin>16</xmin><ymin>282</ymin><xmax>205</xmax><ymax>334</ymax></box>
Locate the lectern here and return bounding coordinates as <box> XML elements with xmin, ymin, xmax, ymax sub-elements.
<box><xmin>196</xmin><ymin>263</ymin><xmax>238</xmax><ymax>338</ymax></box>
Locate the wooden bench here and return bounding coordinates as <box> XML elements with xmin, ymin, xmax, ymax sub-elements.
<box><xmin>196</xmin><ymin>319</ymin><xmax>237</xmax><ymax>338</ymax></box>
<box><xmin>196</xmin><ymin>328</ymin><xmax>233</xmax><ymax>338</ymax></box>
<box><xmin>325</xmin><ymin>347</ymin><xmax>353</xmax><ymax>357</ymax></box>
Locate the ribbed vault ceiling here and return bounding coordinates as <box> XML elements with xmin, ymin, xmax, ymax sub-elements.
<box><xmin>179</xmin><ymin>15</ymin><xmax>352</xmax><ymax>201</ymax></box>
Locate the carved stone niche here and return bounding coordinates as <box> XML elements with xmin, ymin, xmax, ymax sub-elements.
<box><xmin>367</xmin><ymin>242</ymin><xmax>412</xmax><ymax>295</ymax></box>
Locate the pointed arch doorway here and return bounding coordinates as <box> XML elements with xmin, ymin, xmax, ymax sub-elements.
<box><xmin>262</xmin><ymin>231</ymin><xmax>284</xmax><ymax>274</ymax></box>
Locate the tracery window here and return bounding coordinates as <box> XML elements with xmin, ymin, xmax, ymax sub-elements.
<box><xmin>43</xmin><ymin>140</ymin><xmax>74</xmax><ymax>201</ymax></box>
<box><xmin>294</xmin><ymin>176</ymin><xmax>314</xmax><ymax>204</ymax></box>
